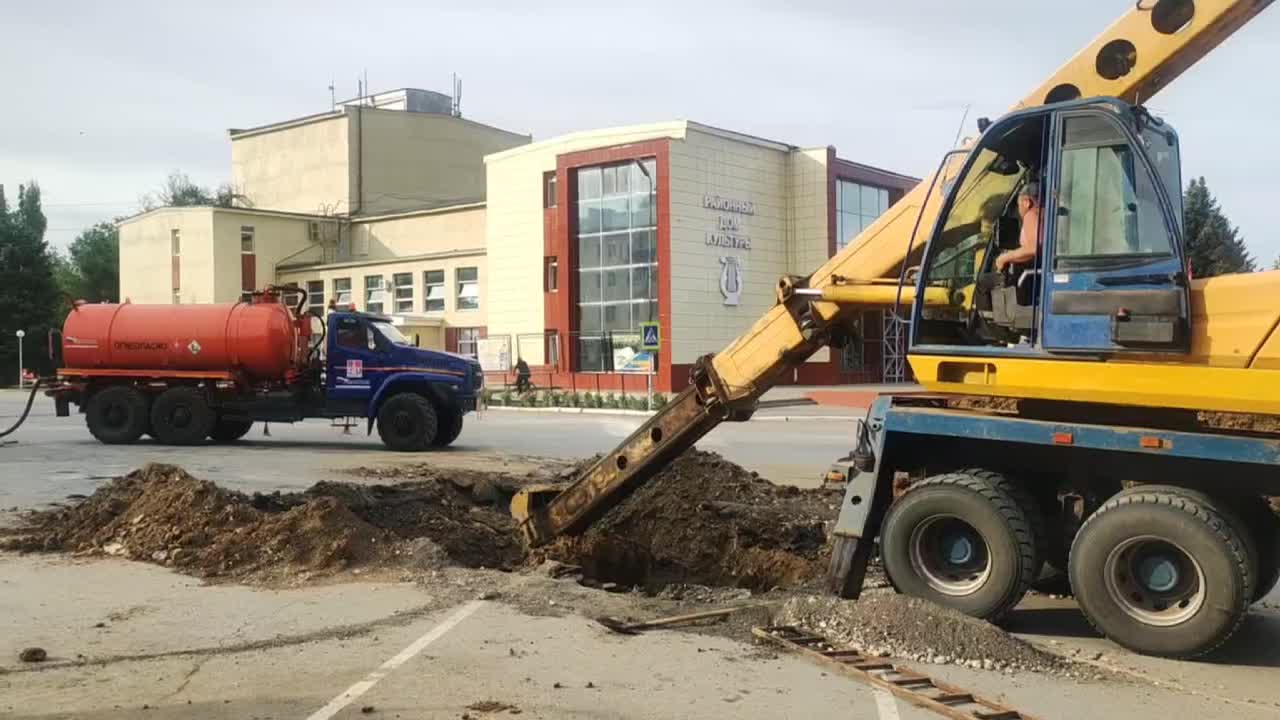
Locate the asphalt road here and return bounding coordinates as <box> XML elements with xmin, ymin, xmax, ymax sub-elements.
<box><xmin>0</xmin><ymin>390</ymin><xmax>860</xmax><ymax>509</ymax></box>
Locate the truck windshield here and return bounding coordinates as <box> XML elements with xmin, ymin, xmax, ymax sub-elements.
<box><xmin>371</xmin><ymin>321</ymin><xmax>413</xmax><ymax>346</ymax></box>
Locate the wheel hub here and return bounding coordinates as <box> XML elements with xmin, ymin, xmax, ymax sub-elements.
<box><xmin>104</xmin><ymin>404</ymin><xmax>127</xmax><ymax>427</ymax></box>
<box><xmin>1104</xmin><ymin>536</ymin><xmax>1205</xmax><ymax>626</ymax></box>
<box><xmin>909</xmin><ymin>515</ymin><xmax>992</xmax><ymax>597</ymax></box>
<box><xmin>172</xmin><ymin>406</ymin><xmax>192</xmax><ymax>428</ymax></box>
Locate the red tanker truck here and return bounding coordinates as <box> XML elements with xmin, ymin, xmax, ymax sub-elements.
<box><xmin>43</xmin><ymin>286</ymin><xmax>483</xmax><ymax>450</ymax></box>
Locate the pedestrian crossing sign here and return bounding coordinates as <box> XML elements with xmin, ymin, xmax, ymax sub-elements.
<box><xmin>640</xmin><ymin>322</ymin><xmax>660</xmax><ymax>350</ymax></box>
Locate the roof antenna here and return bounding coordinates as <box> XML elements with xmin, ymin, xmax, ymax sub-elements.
<box><xmin>328</xmin><ymin>80</ymin><xmax>335</xmax><ymax>109</ymax></box>
<box><xmin>951</xmin><ymin>104</ymin><xmax>972</xmax><ymax>148</ymax></box>
<box><xmin>452</xmin><ymin>73</ymin><xmax>463</xmax><ymax>117</ymax></box>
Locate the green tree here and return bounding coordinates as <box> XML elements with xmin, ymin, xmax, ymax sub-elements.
<box><xmin>0</xmin><ymin>182</ymin><xmax>61</xmax><ymax>380</ymax></box>
<box><xmin>66</xmin><ymin>222</ymin><xmax>120</xmax><ymax>302</ymax></box>
<box><xmin>1183</xmin><ymin>177</ymin><xmax>1255</xmax><ymax>277</ymax></box>
<box><xmin>141</xmin><ymin>171</ymin><xmax>249</xmax><ymax>210</ymax></box>
<box><xmin>1272</xmin><ymin>255</ymin><xmax>1280</xmax><ymax>271</ymax></box>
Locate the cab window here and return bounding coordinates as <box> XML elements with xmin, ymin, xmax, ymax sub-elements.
<box><xmin>1055</xmin><ymin>114</ymin><xmax>1174</xmax><ymax>266</ymax></box>
<box><xmin>336</xmin><ymin>317</ymin><xmax>365</xmax><ymax>350</ymax></box>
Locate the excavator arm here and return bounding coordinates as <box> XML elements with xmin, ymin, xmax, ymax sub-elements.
<box><xmin>515</xmin><ymin>0</ymin><xmax>1274</xmax><ymax>547</ymax></box>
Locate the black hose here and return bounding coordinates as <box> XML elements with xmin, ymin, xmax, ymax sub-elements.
<box><xmin>0</xmin><ymin>379</ymin><xmax>44</xmax><ymax>439</ymax></box>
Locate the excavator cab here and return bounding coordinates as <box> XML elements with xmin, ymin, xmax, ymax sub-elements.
<box><xmin>912</xmin><ymin>98</ymin><xmax>1189</xmax><ymax>357</ymax></box>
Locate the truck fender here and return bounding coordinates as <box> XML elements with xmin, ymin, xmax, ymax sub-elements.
<box><xmin>367</xmin><ymin>372</ymin><xmax>459</xmax><ymax>421</ymax></box>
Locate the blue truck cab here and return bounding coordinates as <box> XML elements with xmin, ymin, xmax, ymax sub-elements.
<box><xmin>323</xmin><ymin>311</ymin><xmax>483</xmax><ymax>451</ymax></box>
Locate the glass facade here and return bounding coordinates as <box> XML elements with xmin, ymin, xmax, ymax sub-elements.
<box><xmin>836</xmin><ymin>180</ymin><xmax>891</xmax><ymax>251</ymax></box>
<box><xmin>575</xmin><ymin>159</ymin><xmax>658</xmax><ymax>372</ymax></box>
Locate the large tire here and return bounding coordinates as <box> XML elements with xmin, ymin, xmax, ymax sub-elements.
<box><xmin>432</xmin><ymin>407</ymin><xmax>463</xmax><ymax>447</ymax></box>
<box><xmin>376</xmin><ymin>393</ymin><xmax>437</xmax><ymax>451</ymax></box>
<box><xmin>1069</xmin><ymin>486</ymin><xmax>1255</xmax><ymax>658</ymax></box>
<box><xmin>880</xmin><ymin>470</ymin><xmax>1040</xmax><ymax>622</ymax></box>
<box><xmin>209</xmin><ymin>417</ymin><xmax>254</xmax><ymax>443</ymax></box>
<box><xmin>85</xmin><ymin>386</ymin><xmax>149</xmax><ymax>445</ymax></box>
<box><xmin>150</xmin><ymin>387</ymin><xmax>215</xmax><ymax>446</ymax></box>
<box><xmin>1238</xmin><ymin>496</ymin><xmax>1280</xmax><ymax>603</ymax></box>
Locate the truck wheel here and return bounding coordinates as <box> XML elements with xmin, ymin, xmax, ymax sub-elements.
<box><xmin>209</xmin><ymin>417</ymin><xmax>254</xmax><ymax>443</ymax></box>
<box><xmin>1238</xmin><ymin>496</ymin><xmax>1280</xmax><ymax>602</ymax></box>
<box><xmin>85</xmin><ymin>386</ymin><xmax>149</xmax><ymax>444</ymax></box>
<box><xmin>433</xmin><ymin>407</ymin><xmax>463</xmax><ymax>447</ymax></box>
<box><xmin>1069</xmin><ymin>486</ymin><xmax>1255</xmax><ymax>658</ymax></box>
<box><xmin>880</xmin><ymin>471</ymin><xmax>1040</xmax><ymax>622</ymax></box>
<box><xmin>150</xmin><ymin>387</ymin><xmax>215</xmax><ymax>446</ymax></box>
<box><xmin>377</xmin><ymin>393</ymin><xmax>437</xmax><ymax>451</ymax></box>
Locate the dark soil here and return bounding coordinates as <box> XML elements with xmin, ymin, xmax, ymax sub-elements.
<box><xmin>1</xmin><ymin>463</ymin><xmax>525</xmax><ymax>582</ymax></box>
<box><xmin>541</xmin><ymin>450</ymin><xmax>841</xmax><ymax>591</ymax></box>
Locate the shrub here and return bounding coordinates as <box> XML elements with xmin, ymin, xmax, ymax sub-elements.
<box><xmin>499</xmin><ymin>390</ymin><xmax>513</xmax><ymax>407</ymax></box>
<box><xmin>583</xmin><ymin>392</ymin><xmax>597</xmax><ymax>409</ymax></box>
<box><xmin>603</xmin><ymin>393</ymin><xmax>618</xmax><ymax>409</ymax></box>
<box><xmin>652</xmin><ymin>393</ymin><xmax>668</xmax><ymax>409</ymax></box>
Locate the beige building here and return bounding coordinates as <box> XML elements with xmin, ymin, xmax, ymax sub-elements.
<box><xmin>118</xmin><ymin>87</ymin><xmax>916</xmax><ymax>387</ymax></box>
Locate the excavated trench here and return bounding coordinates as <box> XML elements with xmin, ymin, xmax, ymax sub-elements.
<box><xmin>1</xmin><ymin>452</ymin><xmax>842</xmax><ymax>592</ymax></box>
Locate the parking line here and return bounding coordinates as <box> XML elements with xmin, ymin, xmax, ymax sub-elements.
<box><xmin>305</xmin><ymin>600</ymin><xmax>484</xmax><ymax>720</ymax></box>
<box><xmin>875</xmin><ymin>688</ymin><xmax>901</xmax><ymax>720</ymax></box>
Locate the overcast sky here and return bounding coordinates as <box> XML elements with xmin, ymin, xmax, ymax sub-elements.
<box><xmin>3</xmin><ymin>0</ymin><xmax>1277</xmax><ymax>264</ymax></box>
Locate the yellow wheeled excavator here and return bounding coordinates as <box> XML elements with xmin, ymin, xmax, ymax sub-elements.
<box><xmin>514</xmin><ymin>0</ymin><xmax>1280</xmax><ymax>658</ymax></box>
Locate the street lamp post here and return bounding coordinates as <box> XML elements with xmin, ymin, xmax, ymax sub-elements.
<box><xmin>15</xmin><ymin>329</ymin><xmax>26</xmax><ymax>389</ymax></box>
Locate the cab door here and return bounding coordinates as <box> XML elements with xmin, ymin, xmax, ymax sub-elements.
<box><xmin>1041</xmin><ymin>109</ymin><xmax>1189</xmax><ymax>354</ymax></box>
<box><xmin>326</xmin><ymin>315</ymin><xmax>379</xmax><ymax>414</ymax></box>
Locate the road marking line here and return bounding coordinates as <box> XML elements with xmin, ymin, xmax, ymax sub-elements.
<box><xmin>305</xmin><ymin>600</ymin><xmax>483</xmax><ymax>720</ymax></box>
<box><xmin>874</xmin><ymin>688</ymin><xmax>902</xmax><ymax>720</ymax></box>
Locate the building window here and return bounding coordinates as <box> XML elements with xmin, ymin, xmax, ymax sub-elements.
<box><xmin>544</xmin><ymin>172</ymin><xmax>558</xmax><ymax>208</ymax></box>
<box><xmin>172</xmin><ymin>292</ymin><xmax>181</xmax><ymax>305</ymax></box>
<box><xmin>575</xmin><ymin>158</ymin><xmax>658</xmax><ymax>372</ymax></box>
<box><xmin>545</xmin><ymin>257</ymin><xmax>558</xmax><ymax>292</ymax></box>
<box><xmin>545</xmin><ymin>330</ymin><xmax>561</xmax><ymax>369</ymax></box>
<box><xmin>457</xmin><ymin>327</ymin><xmax>481</xmax><ymax>358</ymax></box>
<box><xmin>392</xmin><ymin>272</ymin><xmax>414</xmax><ymax>313</ymax></box>
<box><xmin>835</xmin><ymin>180</ymin><xmax>890</xmax><ymax>251</ymax></box>
<box><xmin>240</xmin><ymin>226</ymin><xmax>255</xmax><ymax>253</ymax></box>
<box><xmin>240</xmin><ymin>291</ymin><xmax>254</xmax><ymax>303</ymax></box>
<box><xmin>334</xmin><ymin>277</ymin><xmax>352</xmax><ymax>306</ymax></box>
<box><xmin>456</xmin><ymin>267</ymin><xmax>479</xmax><ymax>311</ymax></box>
<box><xmin>424</xmin><ymin>270</ymin><xmax>445</xmax><ymax>313</ymax></box>
<box><xmin>306</xmin><ymin>280</ymin><xmax>325</xmax><ymax>316</ymax></box>
<box><xmin>364</xmin><ymin>275</ymin><xmax>386</xmax><ymax>314</ymax></box>
<box><xmin>170</xmin><ymin>229</ymin><xmax>181</xmax><ymax>256</ymax></box>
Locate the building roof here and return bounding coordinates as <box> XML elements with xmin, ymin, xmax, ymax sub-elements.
<box><xmin>484</xmin><ymin>119</ymin><xmax>921</xmax><ymax>187</ymax></box>
<box><xmin>228</xmin><ymin>103</ymin><xmax>529</xmax><ymax>142</ymax></box>
<box><xmin>115</xmin><ymin>204</ymin><xmax>340</xmax><ymax>227</ymax></box>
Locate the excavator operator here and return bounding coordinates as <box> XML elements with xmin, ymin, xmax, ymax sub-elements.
<box><xmin>994</xmin><ymin>181</ymin><xmax>1042</xmax><ymax>272</ymax></box>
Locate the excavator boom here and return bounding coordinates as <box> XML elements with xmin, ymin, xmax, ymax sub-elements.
<box><xmin>516</xmin><ymin>0</ymin><xmax>1275</xmax><ymax>546</ymax></box>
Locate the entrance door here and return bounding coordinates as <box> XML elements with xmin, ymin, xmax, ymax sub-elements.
<box><xmin>1041</xmin><ymin>110</ymin><xmax>1189</xmax><ymax>354</ymax></box>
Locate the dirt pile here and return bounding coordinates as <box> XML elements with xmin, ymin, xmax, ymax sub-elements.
<box><xmin>544</xmin><ymin>450</ymin><xmax>840</xmax><ymax>591</ymax></box>
<box><xmin>773</xmin><ymin>594</ymin><xmax>1073</xmax><ymax>675</ymax></box>
<box><xmin>3</xmin><ymin>463</ymin><xmax>525</xmax><ymax>581</ymax></box>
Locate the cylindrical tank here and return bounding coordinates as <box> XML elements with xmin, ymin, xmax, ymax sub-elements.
<box><xmin>62</xmin><ymin>300</ymin><xmax>307</xmax><ymax>381</ymax></box>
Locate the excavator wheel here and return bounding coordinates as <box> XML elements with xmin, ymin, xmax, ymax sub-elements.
<box><xmin>1238</xmin><ymin>495</ymin><xmax>1280</xmax><ymax>603</ymax></box>
<box><xmin>1069</xmin><ymin>486</ymin><xmax>1255</xmax><ymax>658</ymax></box>
<box><xmin>880</xmin><ymin>470</ymin><xmax>1040</xmax><ymax>622</ymax></box>
<box><xmin>85</xmin><ymin>385</ymin><xmax>150</xmax><ymax>445</ymax></box>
